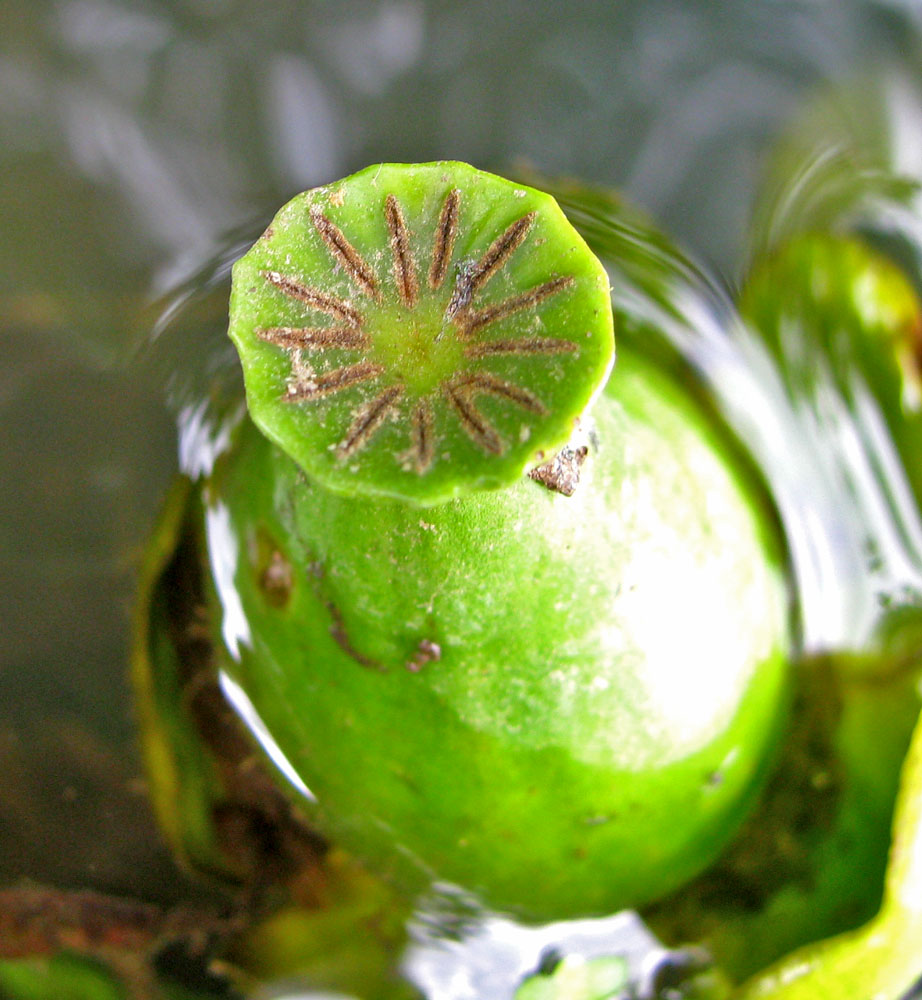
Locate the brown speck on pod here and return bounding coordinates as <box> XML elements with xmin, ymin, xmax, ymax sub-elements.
<box><xmin>406</xmin><ymin>639</ymin><xmax>442</xmax><ymax>672</ymax></box>
<box><xmin>528</xmin><ymin>444</ymin><xmax>589</xmax><ymax>497</ymax></box>
<box><xmin>327</xmin><ymin>601</ymin><xmax>385</xmax><ymax>671</ymax></box>
<box><xmin>260</xmin><ymin>549</ymin><xmax>294</xmax><ymax>608</ymax></box>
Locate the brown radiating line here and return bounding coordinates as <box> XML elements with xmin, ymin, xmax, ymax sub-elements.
<box><xmin>444</xmin><ymin>383</ymin><xmax>503</xmax><ymax>454</ymax></box>
<box><xmin>385</xmin><ymin>194</ymin><xmax>419</xmax><ymax>308</ymax></box>
<box><xmin>467</xmin><ymin>212</ymin><xmax>536</xmax><ymax>294</ymax></box>
<box><xmin>429</xmin><ymin>188</ymin><xmax>461</xmax><ymax>290</ymax></box>
<box><xmin>459</xmin><ymin>276</ymin><xmax>575</xmax><ymax>336</ymax></box>
<box><xmin>257</xmin><ymin>326</ymin><xmax>369</xmax><ymax>351</ymax></box>
<box><xmin>464</xmin><ymin>337</ymin><xmax>578</xmax><ymax>358</ymax></box>
<box><xmin>454</xmin><ymin>371</ymin><xmax>546</xmax><ymax>414</ymax></box>
<box><xmin>409</xmin><ymin>398</ymin><xmax>435</xmax><ymax>473</ymax></box>
<box><xmin>309</xmin><ymin>206</ymin><xmax>379</xmax><ymax>297</ymax></box>
<box><xmin>262</xmin><ymin>271</ymin><xmax>364</xmax><ymax>326</ymax></box>
<box><xmin>284</xmin><ymin>362</ymin><xmax>385</xmax><ymax>401</ymax></box>
<box><xmin>337</xmin><ymin>384</ymin><xmax>405</xmax><ymax>457</ymax></box>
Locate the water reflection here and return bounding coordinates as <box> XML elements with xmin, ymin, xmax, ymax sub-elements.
<box><xmin>403</xmin><ymin>905</ymin><xmax>662</xmax><ymax>1000</ymax></box>
<box><xmin>218</xmin><ymin>670</ymin><xmax>317</xmax><ymax>803</ymax></box>
<box><xmin>205</xmin><ymin>501</ymin><xmax>252</xmax><ymax>660</ymax></box>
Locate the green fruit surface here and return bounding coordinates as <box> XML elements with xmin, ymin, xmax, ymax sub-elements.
<box><xmin>202</xmin><ymin>348</ymin><xmax>791</xmax><ymax>919</ymax></box>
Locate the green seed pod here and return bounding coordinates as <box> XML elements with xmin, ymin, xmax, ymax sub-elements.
<box><xmin>228</xmin><ymin>162</ymin><xmax>614</xmax><ymax>503</ymax></box>
<box><xmin>198</xmin><ymin>163</ymin><xmax>791</xmax><ymax>920</ymax></box>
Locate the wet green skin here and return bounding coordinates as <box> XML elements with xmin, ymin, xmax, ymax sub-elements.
<box><xmin>202</xmin><ymin>347</ymin><xmax>790</xmax><ymax>919</ymax></box>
